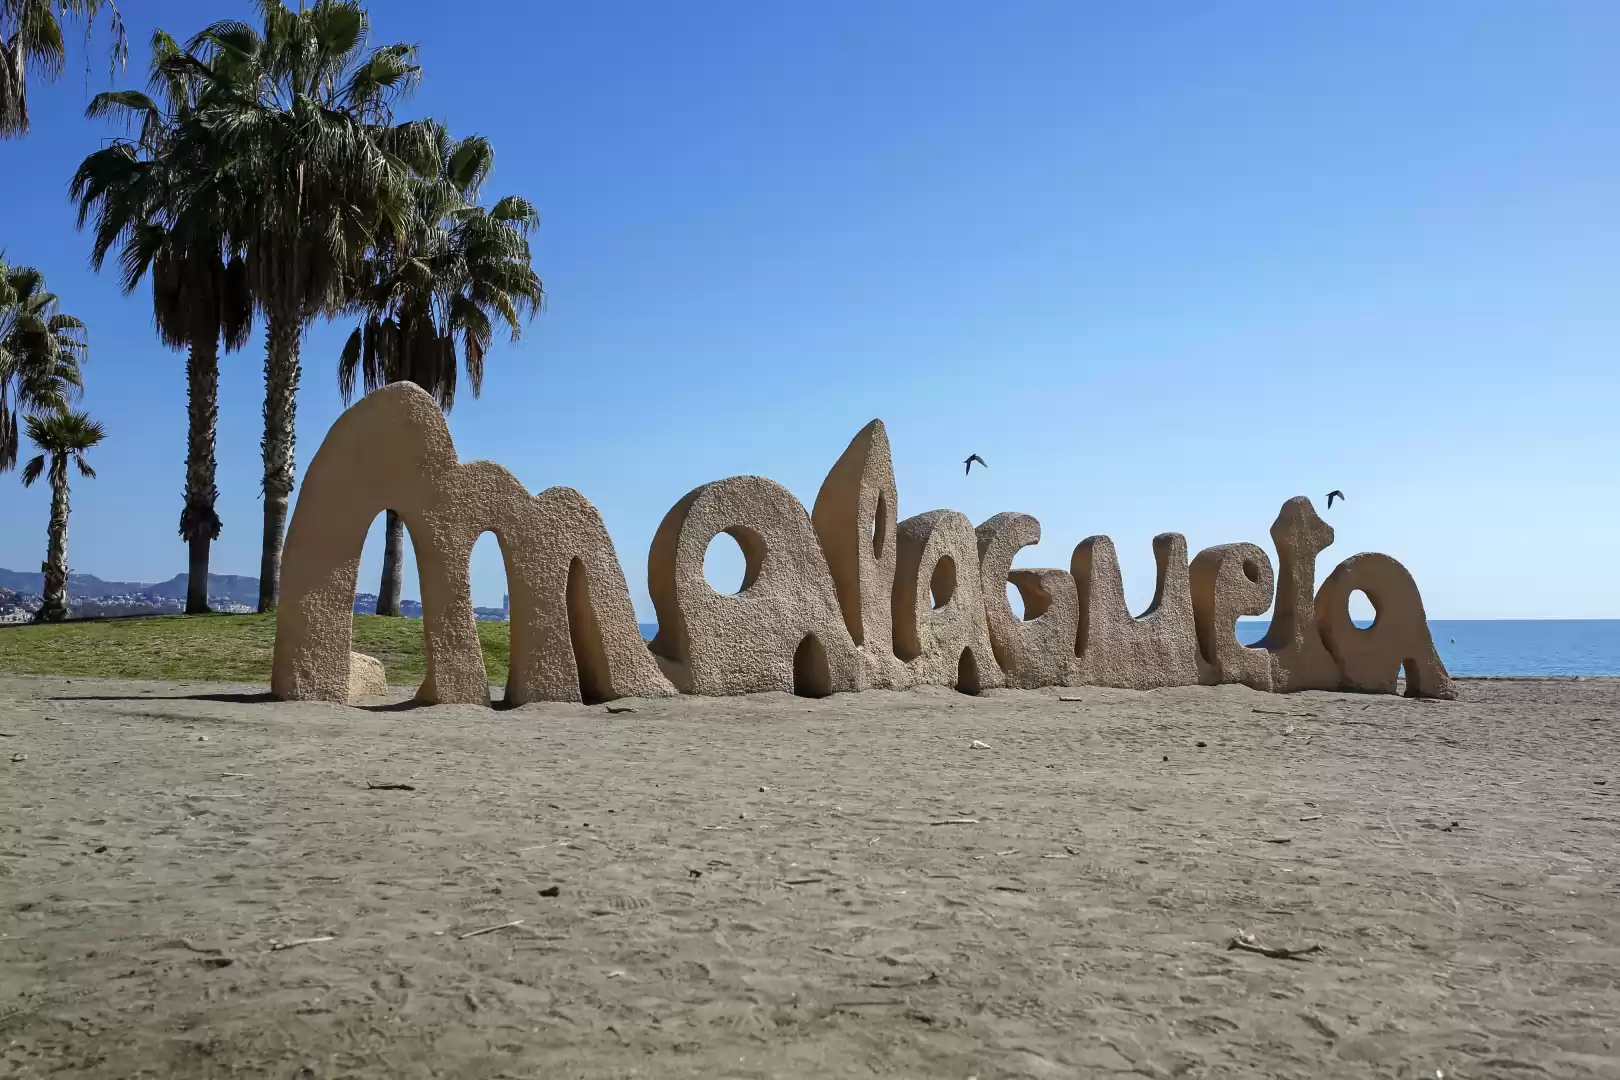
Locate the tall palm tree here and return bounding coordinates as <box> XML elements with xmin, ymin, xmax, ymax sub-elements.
<box><xmin>339</xmin><ymin>122</ymin><xmax>543</xmax><ymax>615</ymax></box>
<box><xmin>71</xmin><ymin>30</ymin><xmax>252</xmax><ymax>615</ymax></box>
<box><xmin>182</xmin><ymin>0</ymin><xmax>428</xmax><ymax>612</ymax></box>
<box><xmin>20</xmin><ymin>409</ymin><xmax>104</xmax><ymax>622</ymax></box>
<box><xmin>0</xmin><ymin>0</ymin><xmax>126</xmax><ymax>137</ymax></box>
<box><xmin>0</xmin><ymin>257</ymin><xmax>87</xmax><ymax>473</ymax></box>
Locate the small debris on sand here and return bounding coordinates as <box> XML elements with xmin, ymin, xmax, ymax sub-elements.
<box><xmin>1228</xmin><ymin>931</ymin><xmax>1322</xmax><ymax>960</ymax></box>
<box><xmin>458</xmin><ymin>919</ymin><xmax>524</xmax><ymax>940</ymax></box>
<box><xmin>969</xmin><ymin>740</ymin><xmax>990</xmax><ymax>749</ymax></box>
<box><xmin>366</xmin><ymin>782</ymin><xmax>416</xmax><ymax>791</ymax></box>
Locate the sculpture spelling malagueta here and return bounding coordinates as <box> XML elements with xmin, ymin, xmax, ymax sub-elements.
<box><xmin>270</xmin><ymin>383</ymin><xmax>1457</xmax><ymax>705</ymax></box>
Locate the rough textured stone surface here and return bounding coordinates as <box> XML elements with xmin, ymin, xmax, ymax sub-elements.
<box><xmin>812</xmin><ymin>420</ymin><xmax>905</xmax><ymax>690</ymax></box>
<box><xmin>648</xmin><ymin>476</ymin><xmax>859</xmax><ymax>696</ymax></box>
<box><xmin>1316</xmin><ymin>552</ymin><xmax>1457</xmax><ymax>699</ymax></box>
<box><xmin>1190</xmin><ymin>542</ymin><xmax>1276</xmax><ymax>691</ymax></box>
<box><xmin>346</xmin><ymin>652</ymin><xmax>388</xmax><ymax>701</ymax></box>
<box><xmin>1257</xmin><ymin>497</ymin><xmax>1341</xmax><ymax>693</ymax></box>
<box><xmin>893</xmin><ymin>510</ymin><xmax>1004</xmax><ymax>693</ymax></box>
<box><xmin>1068</xmin><ymin>533</ymin><xmax>1203</xmax><ymax>690</ymax></box>
<box><xmin>272</xmin><ymin>383</ymin><xmax>673</xmax><ymax>706</ymax></box>
<box><xmin>976</xmin><ymin>512</ymin><xmax>1078</xmax><ymax>690</ymax></box>
<box><xmin>275</xmin><ymin>389</ymin><xmax>1452</xmax><ymax>704</ymax></box>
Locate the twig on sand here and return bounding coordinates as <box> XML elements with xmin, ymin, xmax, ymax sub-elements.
<box><xmin>271</xmin><ymin>936</ymin><xmax>335</xmax><ymax>952</ymax></box>
<box><xmin>459</xmin><ymin>919</ymin><xmax>524</xmax><ymax>940</ymax></box>
<box><xmin>366</xmin><ymin>781</ymin><xmax>416</xmax><ymax>791</ymax></box>
<box><xmin>1228</xmin><ymin>932</ymin><xmax>1321</xmax><ymax>960</ymax></box>
<box><xmin>1263</xmin><ymin>837</ymin><xmax>1293</xmax><ymax>845</ymax></box>
<box><xmin>930</xmin><ymin>818</ymin><xmax>979</xmax><ymax>826</ymax></box>
<box><xmin>1299</xmin><ymin>815</ymin><xmax>1323</xmax><ymax>822</ymax></box>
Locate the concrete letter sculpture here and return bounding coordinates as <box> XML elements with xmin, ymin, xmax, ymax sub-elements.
<box><xmin>812</xmin><ymin>420</ymin><xmax>905</xmax><ymax>690</ymax></box>
<box><xmin>976</xmin><ymin>512</ymin><xmax>1078</xmax><ymax>690</ymax></box>
<box><xmin>893</xmin><ymin>510</ymin><xmax>1005</xmax><ymax>693</ymax></box>
<box><xmin>272</xmin><ymin>386</ymin><xmax>1456</xmax><ymax>704</ymax></box>
<box><xmin>1256</xmin><ymin>497</ymin><xmax>1341</xmax><ymax>693</ymax></box>
<box><xmin>1315</xmin><ymin>553</ymin><xmax>1457</xmax><ymax>699</ymax></box>
<box><xmin>1069</xmin><ymin>534</ymin><xmax>1204</xmax><ymax>690</ymax></box>
<box><xmin>272</xmin><ymin>383</ymin><xmax>673</xmax><ymax>705</ymax></box>
<box><xmin>647</xmin><ymin>476</ymin><xmax>859</xmax><ymax>696</ymax></box>
<box><xmin>1189</xmin><ymin>542</ymin><xmax>1275</xmax><ymax>691</ymax></box>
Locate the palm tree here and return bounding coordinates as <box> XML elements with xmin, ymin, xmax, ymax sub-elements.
<box><xmin>0</xmin><ymin>257</ymin><xmax>87</xmax><ymax>473</ymax></box>
<box><xmin>182</xmin><ymin>0</ymin><xmax>427</xmax><ymax>612</ymax></box>
<box><xmin>1</xmin><ymin>0</ymin><xmax>127</xmax><ymax>137</ymax></box>
<box><xmin>20</xmin><ymin>409</ymin><xmax>105</xmax><ymax>622</ymax></box>
<box><xmin>339</xmin><ymin>122</ymin><xmax>543</xmax><ymax>615</ymax></box>
<box><xmin>71</xmin><ymin>31</ymin><xmax>252</xmax><ymax>614</ymax></box>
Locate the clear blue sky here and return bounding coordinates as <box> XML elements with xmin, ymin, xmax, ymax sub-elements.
<box><xmin>2</xmin><ymin>1</ymin><xmax>1616</xmax><ymax>620</ymax></box>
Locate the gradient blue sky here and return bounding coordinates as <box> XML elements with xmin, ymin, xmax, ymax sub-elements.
<box><xmin>2</xmin><ymin>1</ymin><xmax>1616</xmax><ymax>620</ymax></box>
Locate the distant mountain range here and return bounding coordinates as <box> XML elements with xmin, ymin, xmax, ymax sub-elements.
<box><xmin>0</xmin><ymin>568</ymin><xmax>261</xmax><ymax>606</ymax></box>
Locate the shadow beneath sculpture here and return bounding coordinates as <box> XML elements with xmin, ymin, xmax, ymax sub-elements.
<box><xmin>272</xmin><ymin>383</ymin><xmax>1455</xmax><ymax>706</ymax></box>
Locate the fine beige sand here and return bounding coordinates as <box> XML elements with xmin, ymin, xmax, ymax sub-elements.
<box><xmin>2</xmin><ymin>676</ymin><xmax>1617</xmax><ymax>1079</ymax></box>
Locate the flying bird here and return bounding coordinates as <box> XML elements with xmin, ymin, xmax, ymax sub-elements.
<box><xmin>1325</xmin><ymin>490</ymin><xmax>1345</xmax><ymax>509</ymax></box>
<box><xmin>964</xmin><ymin>454</ymin><xmax>987</xmax><ymax>475</ymax></box>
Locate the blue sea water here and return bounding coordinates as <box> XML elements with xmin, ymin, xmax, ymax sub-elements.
<box><xmin>636</xmin><ymin>620</ymin><xmax>1620</xmax><ymax>678</ymax></box>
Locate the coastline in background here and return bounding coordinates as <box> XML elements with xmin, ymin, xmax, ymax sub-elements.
<box><xmin>634</xmin><ymin>619</ymin><xmax>1620</xmax><ymax>678</ymax></box>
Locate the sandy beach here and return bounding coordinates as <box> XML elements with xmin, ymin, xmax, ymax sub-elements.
<box><xmin>1</xmin><ymin>676</ymin><xmax>1616</xmax><ymax>1078</ymax></box>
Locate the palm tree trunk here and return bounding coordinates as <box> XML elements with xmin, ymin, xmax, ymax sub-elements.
<box><xmin>38</xmin><ymin>460</ymin><xmax>70</xmax><ymax>623</ymax></box>
<box><xmin>376</xmin><ymin>509</ymin><xmax>406</xmax><ymax>616</ymax></box>
<box><xmin>258</xmin><ymin>312</ymin><xmax>301</xmax><ymax>613</ymax></box>
<box><xmin>180</xmin><ymin>333</ymin><xmax>222</xmax><ymax>615</ymax></box>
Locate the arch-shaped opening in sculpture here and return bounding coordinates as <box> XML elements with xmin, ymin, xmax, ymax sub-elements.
<box><xmin>703</xmin><ymin>525</ymin><xmax>767</xmax><ymax>596</ymax></box>
<box><xmin>792</xmin><ymin>633</ymin><xmax>832</xmax><ymax>698</ymax></box>
<box><xmin>930</xmin><ymin>555</ymin><xmax>957</xmax><ymax>610</ymax></box>
<box><xmin>956</xmin><ymin>647</ymin><xmax>981</xmax><ymax>695</ymax></box>
<box><xmin>567</xmin><ymin>556</ymin><xmax>616</xmax><ymax>705</ymax></box>
<box><xmin>872</xmin><ymin>492</ymin><xmax>888</xmax><ymax>559</ymax></box>
<box><xmin>468</xmin><ymin>530</ymin><xmax>513</xmax><ymax>705</ymax></box>
<box><xmin>1242</xmin><ymin>556</ymin><xmax>1263</xmax><ymax>585</ymax></box>
<box><xmin>356</xmin><ymin>509</ymin><xmax>433</xmax><ymax>694</ymax></box>
<box><xmin>356</xmin><ymin>509</ymin><xmax>424</xmax><ymax>617</ymax></box>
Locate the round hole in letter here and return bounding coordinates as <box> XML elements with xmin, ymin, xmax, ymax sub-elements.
<box><xmin>930</xmin><ymin>555</ymin><xmax>956</xmax><ymax>610</ymax></box>
<box><xmin>703</xmin><ymin>527</ymin><xmax>766</xmax><ymax>595</ymax></box>
<box><xmin>871</xmin><ymin>492</ymin><xmax>888</xmax><ymax>560</ymax></box>
<box><xmin>1349</xmin><ymin>588</ymin><xmax>1376</xmax><ymax>630</ymax></box>
<box><xmin>1242</xmin><ymin>558</ymin><xmax>1261</xmax><ymax>584</ymax></box>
